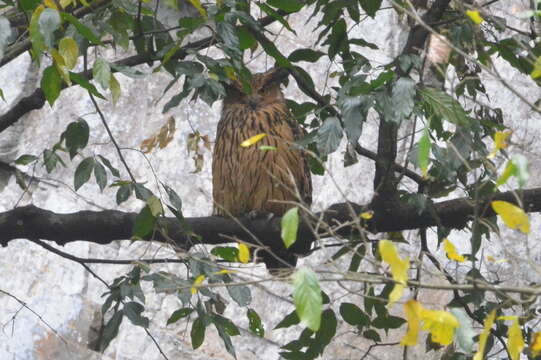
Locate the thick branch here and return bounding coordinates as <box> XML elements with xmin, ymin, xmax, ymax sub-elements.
<box><xmin>1</xmin><ymin>187</ymin><xmax>539</xmax><ymax>251</ymax></box>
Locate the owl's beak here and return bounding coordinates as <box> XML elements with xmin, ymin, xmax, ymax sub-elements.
<box><xmin>247</xmin><ymin>95</ymin><xmax>260</xmax><ymax>110</ymax></box>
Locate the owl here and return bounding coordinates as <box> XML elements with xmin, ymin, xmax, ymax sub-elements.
<box><xmin>212</xmin><ymin>67</ymin><xmax>312</xmax><ymax>272</ymax></box>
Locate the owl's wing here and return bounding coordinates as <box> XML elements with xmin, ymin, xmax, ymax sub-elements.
<box><xmin>286</xmin><ymin>113</ymin><xmax>313</xmax><ymax>207</ymax></box>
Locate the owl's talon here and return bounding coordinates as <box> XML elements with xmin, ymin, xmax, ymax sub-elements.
<box><xmin>246</xmin><ymin>210</ymin><xmax>274</xmax><ymax>221</ymax></box>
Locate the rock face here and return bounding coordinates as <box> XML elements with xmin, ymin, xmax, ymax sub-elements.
<box><xmin>0</xmin><ymin>2</ymin><xmax>540</xmax><ymax>360</ymax></box>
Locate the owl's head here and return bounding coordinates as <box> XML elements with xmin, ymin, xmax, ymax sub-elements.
<box><xmin>223</xmin><ymin>67</ymin><xmax>289</xmax><ymax>110</ymax></box>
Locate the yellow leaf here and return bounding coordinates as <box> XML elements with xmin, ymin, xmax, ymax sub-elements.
<box><xmin>378</xmin><ymin>240</ymin><xmax>409</xmax><ymax>307</ymax></box>
<box><xmin>191</xmin><ymin>274</ymin><xmax>205</xmax><ymax>294</ymax></box>
<box><xmin>443</xmin><ymin>239</ymin><xmax>465</xmax><ymax>262</ymax></box>
<box><xmin>473</xmin><ymin>310</ymin><xmax>496</xmax><ymax>360</ymax></box>
<box><xmin>487</xmin><ymin>256</ymin><xmax>507</xmax><ymax>264</ymax></box>
<box><xmin>240</xmin><ymin>133</ymin><xmax>267</xmax><ymax>147</ymax></box>
<box><xmin>389</xmin><ymin>284</ymin><xmax>405</xmax><ymax>307</ymax></box>
<box><xmin>44</xmin><ymin>0</ymin><xmax>58</xmax><ymax>9</ymax></box>
<box><xmin>58</xmin><ymin>37</ymin><xmax>79</xmax><ymax>69</ymax></box>
<box><xmin>531</xmin><ymin>57</ymin><xmax>541</xmax><ymax>79</ymax></box>
<box><xmin>420</xmin><ymin>308</ymin><xmax>459</xmax><ymax>346</ymax></box>
<box><xmin>147</xmin><ymin>195</ymin><xmax>163</xmax><ymax>217</ymax></box>
<box><xmin>110</xmin><ymin>74</ymin><xmax>121</xmax><ymax>106</ymax></box>
<box><xmin>215</xmin><ymin>269</ymin><xmax>235</xmax><ymax>275</ymax></box>
<box><xmin>466</xmin><ymin>10</ymin><xmax>484</xmax><ymax>24</ymax></box>
<box><xmin>360</xmin><ymin>210</ymin><xmax>374</xmax><ymax>220</ymax></box>
<box><xmin>187</xmin><ymin>0</ymin><xmax>207</xmax><ymax>18</ymax></box>
<box><xmin>401</xmin><ymin>300</ymin><xmax>422</xmax><ymax>346</ymax></box>
<box><xmin>491</xmin><ymin>201</ymin><xmax>530</xmax><ymax>234</ymax></box>
<box><xmin>238</xmin><ymin>243</ymin><xmax>250</xmax><ymax>264</ymax></box>
<box><xmin>508</xmin><ymin>317</ymin><xmax>525</xmax><ymax>360</ymax></box>
<box><xmin>59</xmin><ymin>0</ymin><xmax>73</xmax><ymax>8</ymax></box>
<box><xmin>530</xmin><ymin>331</ymin><xmax>541</xmax><ymax>357</ymax></box>
<box><xmin>487</xmin><ymin>130</ymin><xmax>511</xmax><ymax>159</ymax></box>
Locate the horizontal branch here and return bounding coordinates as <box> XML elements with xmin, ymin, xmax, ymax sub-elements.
<box><xmin>1</xmin><ymin>187</ymin><xmax>539</xmax><ymax>253</ymax></box>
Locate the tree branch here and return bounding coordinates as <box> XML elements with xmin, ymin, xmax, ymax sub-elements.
<box><xmin>1</xmin><ymin>187</ymin><xmax>539</xmax><ymax>252</ymax></box>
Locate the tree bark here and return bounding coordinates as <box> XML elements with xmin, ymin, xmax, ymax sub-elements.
<box><xmin>1</xmin><ymin>187</ymin><xmax>539</xmax><ymax>254</ymax></box>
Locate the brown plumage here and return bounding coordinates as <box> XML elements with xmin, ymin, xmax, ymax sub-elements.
<box><xmin>212</xmin><ymin>68</ymin><xmax>312</xmax><ymax>271</ymax></box>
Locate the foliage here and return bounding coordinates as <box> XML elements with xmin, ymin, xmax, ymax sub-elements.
<box><xmin>1</xmin><ymin>0</ymin><xmax>541</xmax><ymax>359</ymax></box>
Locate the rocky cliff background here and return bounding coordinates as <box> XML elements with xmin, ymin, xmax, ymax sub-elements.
<box><xmin>0</xmin><ymin>1</ymin><xmax>540</xmax><ymax>359</ymax></box>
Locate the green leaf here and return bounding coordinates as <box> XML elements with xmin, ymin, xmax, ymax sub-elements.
<box><xmin>247</xmin><ymin>309</ymin><xmax>264</xmax><ymax>337</ymax></box>
<box><xmin>43</xmin><ymin>149</ymin><xmax>61</xmax><ymax>173</ymax></box>
<box><xmin>100</xmin><ymin>310</ymin><xmax>123</xmax><ymax>351</ymax></box>
<box><xmin>98</xmin><ymin>155</ymin><xmax>120</xmax><ymax>177</ymax></box>
<box><xmin>391</xmin><ymin>77</ymin><xmax>416</xmax><ymax>123</ymax></box>
<box><xmin>74</xmin><ymin>157</ymin><xmax>95</xmax><ymax>191</ymax></box>
<box><xmin>61</xmin><ymin>12</ymin><xmax>101</xmax><ymax>45</ymax></box>
<box><xmin>19</xmin><ymin>0</ymin><xmax>40</xmax><ymax>11</ymax></box>
<box><xmin>132</xmin><ymin>205</ymin><xmax>156</xmax><ymax>238</ymax></box>
<box><xmin>339</xmin><ymin>303</ymin><xmax>370</xmax><ymax>327</ymax></box>
<box><xmin>419</xmin><ymin>87</ymin><xmax>470</xmax><ymax>127</ymax></box>
<box><xmin>256</xmin><ymin>32</ymin><xmax>291</xmax><ymax>68</ymax></box>
<box><xmin>224</xmin><ymin>277</ymin><xmax>252</xmax><ymax>307</ymax></box>
<box><xmin>93</xmin><ymin>58</ymin><xmax>111</xmax><ymax>90</ymax></box>
<box><xmin>288</xmin><ymin>48</ymin><xmax>326</xmax><ymax>63</ymax></box>
<box><xmin>116</xmin><ymin>184</ymin><xmax>132</xmax><ymax>204</ymax></box>
<box><xmin>212</xmin><ymin>314</ymin><xmax>240</xmax><ymax>336</ymax></box>
<box><xmin>360</xmin><ymin>0</ymin><xmax>383</xmax><ymax>17</ymax></box>
<box><xmin>313</xmin><ymin>309</ymin><xmax>337</xmax><ymax>355</ymax></box>
<box><xmin>418</xmin><ymin>128</ymin><xmax>431</xmax><ymax>176</ymax></box>
<box><xmin>349</xmin><ymin>38</ymin><xmax>379</xmax><ymax>49</ymax></box>
<box><xmin>191</xmin><ymin>316</ymin><xmax>206</xmax><ymax>349</ymax></box>
<box><xmin>29</xmin><ymin>5</ymin><xmax>45</xmax><ymax>60</ymax></box>
<box><xmin>363</xmin><ymin>329</ymin><xmax>381</xmax><ymax>342</ymax></box>
<box><xmin>293</xmin><ymin>267</ymin><xmax>322</xmax><ymax>331</ymax></box>
<box><xmin>134</xmin><ymin>183</ymin><xmax>153</xmax><ymax>201</ymax></box>
<box><xmin>372</xmin><ymin>315</ymin><xmax>406</xmax><ymax>330</ymax></box>
<box><xmin>254</xmin><ymin>2</ymin><xmax>296</xmax><ymax>34</ymax></box>
<box><xmin>237</xmin><ymin>26</ymin><xmax>256</xmax><ymax>50</ymax></box>
<box><xmin>450</xmin><ymin>308</ymin><xmax>475</xmax><ymax>354</ymax></box>
<box><xmin>327</xmin><ymin>18</ymin><xmax>348</xmax><ymax>59</ymax></box>
<box><xmin>41</xmin><ymin>66</ymin><xmax>62</xmax><ymax>106</ymax></box>
<box><xmin>15</xmin><ymin>154</ymin><xmax>38</xmax><ymax>165</ymax></box>
<box><xmin>315</xmin><ymin>117</ymin><xmax>343</xmax><ymax>155</ymax></box>
<box><xmin>110</xmin><ymin>63</ymin><xmax>146</xmax><ymax>78</ymax></box>
<box><xmin>94</xmin><ymin>161</ymin><xmax>107</xmax><ymax>191</ymax></box>
<box><xmin>70</xmin><ymin>72</ymin><xmax>105</xmax><ymax>99</ymax></box>
<box><xmin>267</xmin><ymin>0</ymin><xmax>303</xmax><ymax>13</ymax></box>
<box><xmin>338</xmin><ymin>95</ymin><xmax>369</xmax><ymax>144</ymax></box>
<box><xmin>281</xmin><ymin>207</ymin><xmax>299</xmax><ymax>249</ymax></box>
<box><xmin>274</xmin><ymin>310</ymin><xmax>300</xmax><ymax>329</ymax></box>
<box><xmin>211</xmin><ymin>247</ymin><xmax>239</xmax><ymax>262</ymax></box>
<box><xmin>167</xmin><ymin>308</ymin><xmax>194</xmax><ymax>325</ymax></box>
<box><xmin>39</xmin><ymin>8</ymin><xmax>61</xmax><ymax>48</ymax></box>
<box><xmin>212</xmin><ymin>314</ymin><xmax>237</xmax><ymax>358</ymax></box>
<box><xmin>497</xmin><ymin>154</ymin><xmax>529</xmax><ymax>188</ymax></box>
<box><xmin>0</xmin><ymin>16</ymin><xmax>13</xmax><ymax>61</ymax></box>
<box><xmin>123</xmin><ymin>302</ymin><xmax>149</xmax><ymax>328</ymax></box>
<box><xmin>63</xmin><ymin>118</ymin><xmax>89</xmax><ymax>159</ymax></box>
